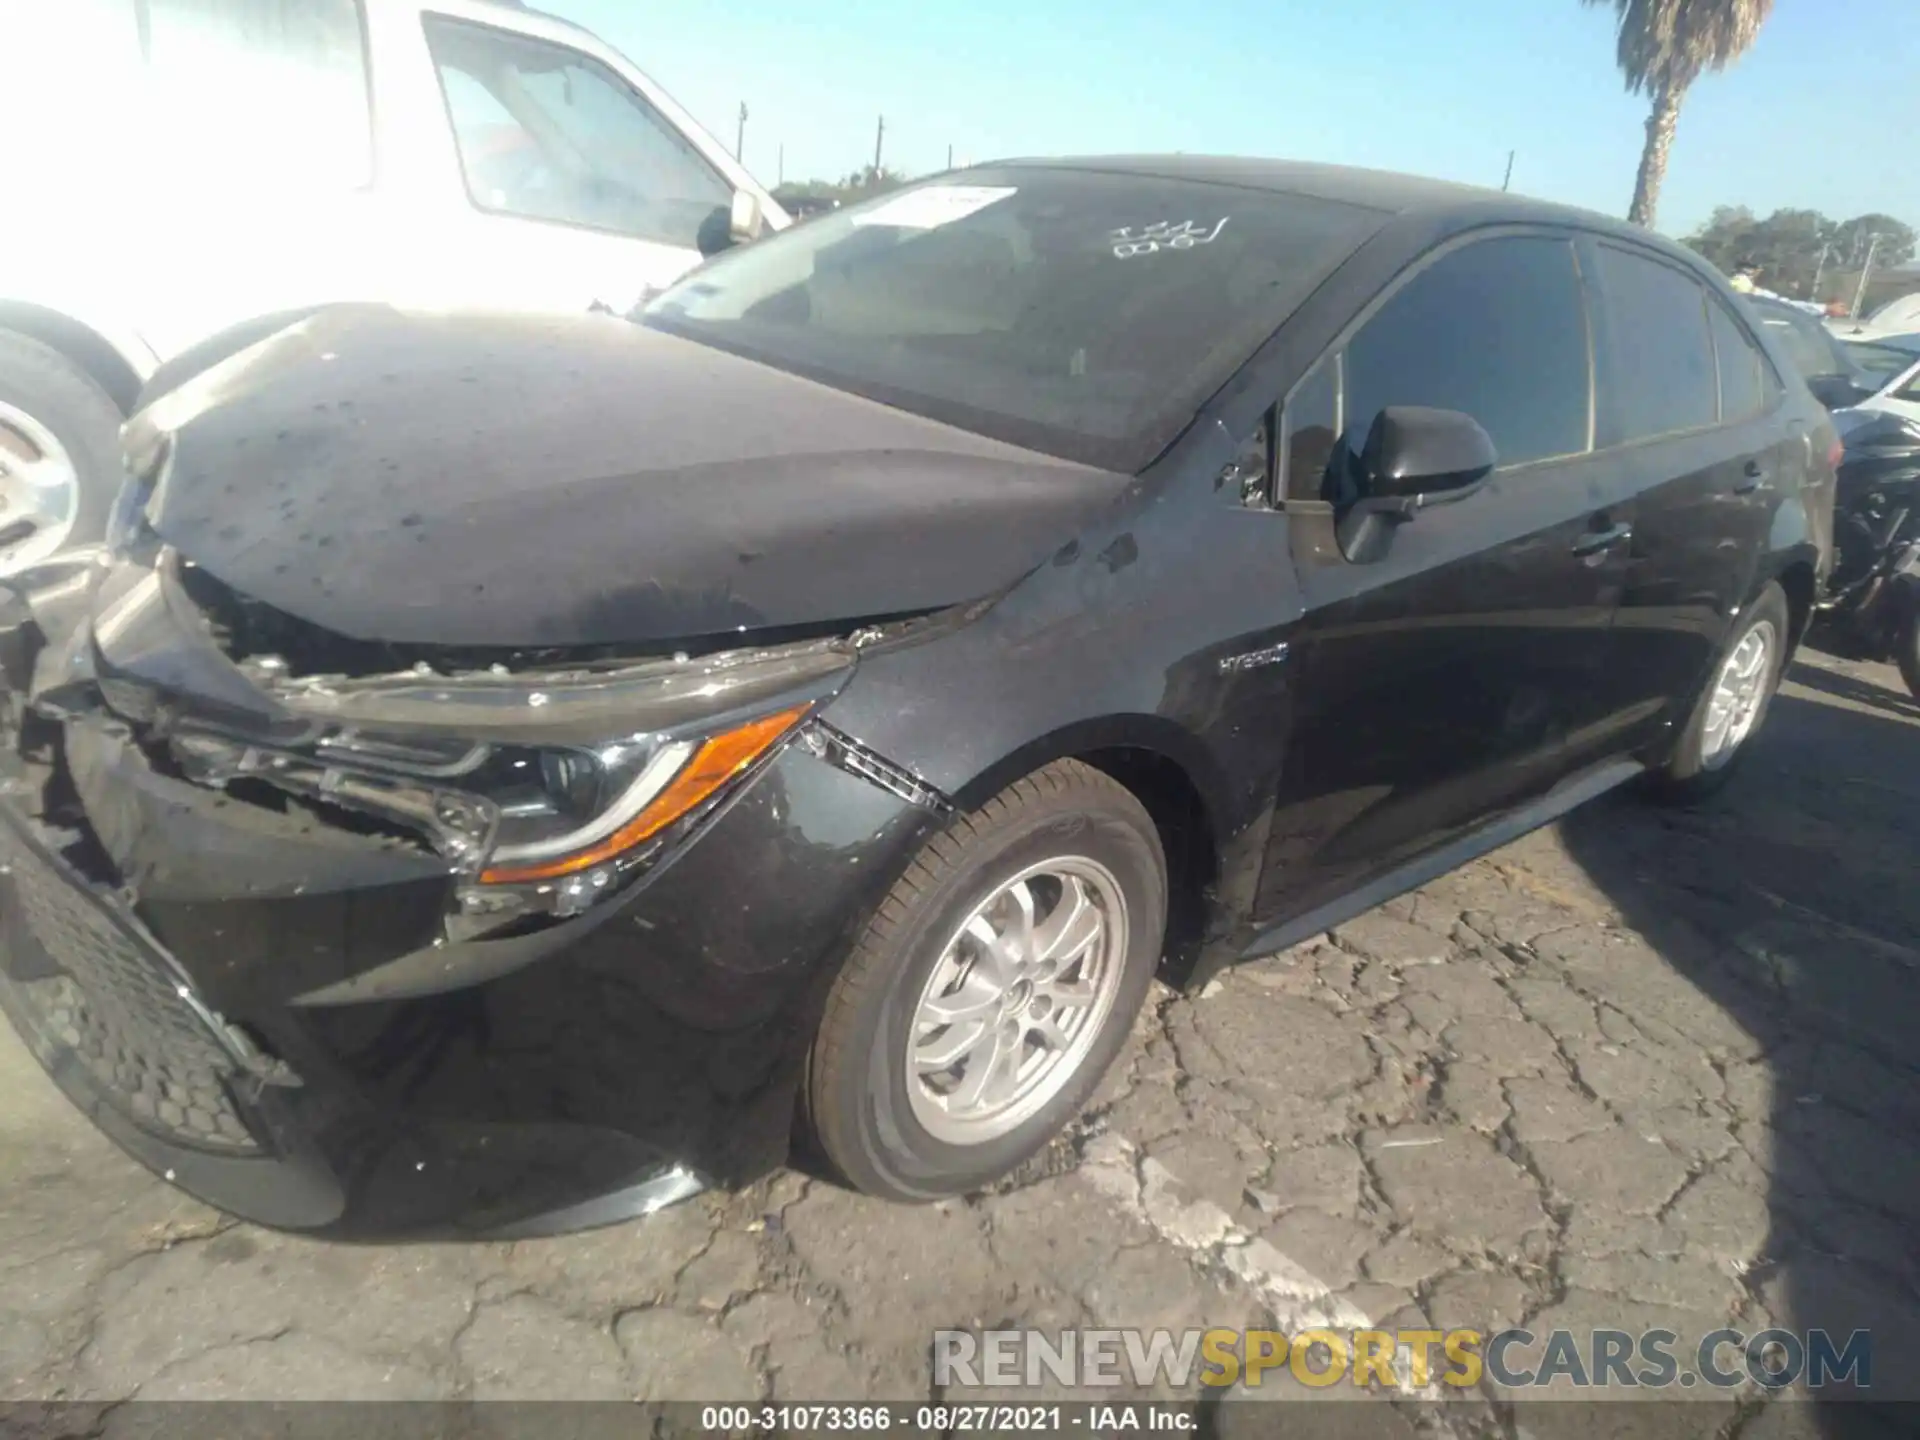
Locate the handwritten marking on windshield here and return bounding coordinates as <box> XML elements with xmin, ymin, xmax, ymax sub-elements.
<box><xmin>1110</xmin><ymin>218</ymin><xmax>1230</xmax><ymax>258</ymax></box>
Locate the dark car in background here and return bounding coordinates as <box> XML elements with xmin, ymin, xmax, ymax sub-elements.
<box><xmin>1743</xmin><ymin>292</ymin><xmax>1886</xmax><ymax>410</ymax></box>
<box><xmin>0</xmin><ymin>158</ymin><xmax>1836</xmax><ymax>1238</ymax></box>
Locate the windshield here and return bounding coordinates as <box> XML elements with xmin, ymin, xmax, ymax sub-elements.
<box><xmin>641</xmin><ymin>168</ymin><xmax>1382</xmax><ymax>470</ymax></box>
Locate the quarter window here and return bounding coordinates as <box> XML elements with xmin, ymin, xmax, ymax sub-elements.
<box><xmin>1708</xmin><ymin>299</ymin><xmax>1767</xmax><ymax>421</ymax></box>
<box><xmin>423</xmin><ymin>16</ymin><xmax>733</xmax><ymax>250</ymax></box>
<box><xmin>1341</xmin><ymin>236</ymin><xmax>1591</xmax><ymax>471</ymax></box>
<box><xmin>1595</xmin><ymin>245</ymin><xmax>1719</xmax><ymax>440</ymax></box>
<box><xmin>1281</xmin><ymin>356</ymin><xmax>1341</xmax><ymax>501</ymax></box>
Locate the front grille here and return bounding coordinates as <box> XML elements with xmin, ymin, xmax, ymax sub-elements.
<box><xmin>0</xmin><ymin>825</ymin><xmax>260</xmax><ymax>1153</ymax></box>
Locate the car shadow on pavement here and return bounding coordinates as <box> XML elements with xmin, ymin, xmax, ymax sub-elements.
<box><xmin>1558</xmin><ymin>662</ymin><xmax>1920</xmax><ymax>1439</ymax></box>
<box><xmin>1784</xmin><ymin>659</ymin><xmax>1920</xmax><ymax>723</ymax></box>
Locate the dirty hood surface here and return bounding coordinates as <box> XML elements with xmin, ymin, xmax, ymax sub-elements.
<box><xmin>135</xmin><ymin>305</ymin><xmax>1134</xmax><ymax>649</ymax></box>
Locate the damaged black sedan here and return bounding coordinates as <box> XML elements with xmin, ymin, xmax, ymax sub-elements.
<box><xmin>0</xmin><ymin>159</ymin><xmax>1832</xmax><ymax>1237</ymax></box>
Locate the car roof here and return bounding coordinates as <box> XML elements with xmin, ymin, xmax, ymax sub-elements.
<box><xmin>985</xmin><ymin>153</ymin><xmax>1657</xmax><ymax>236</ymax></box>
<box><xmin>976</xmin><ymin>155</ymin><xmax>1720</xmax><ymax>284</ymax></box>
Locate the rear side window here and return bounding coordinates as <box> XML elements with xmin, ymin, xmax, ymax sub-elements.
<box><xmin>1595</xmin><ymin>245</ymin><xmax>1718</xmax><ymax>440</ymax></box>
<box><xmin>1341</xmin><ymin>236</ymin><xmax>1591</xmax><ymax>470</ymax></box>
<box><xmin>143</xmin><ymin>0</ymin><xmax>372</xmax><ymax>193</ymax></box>
<box><xmin>1708</xmin><ymin>299</ymin><xmax>1767</xmax><ymax>421</ymax></box>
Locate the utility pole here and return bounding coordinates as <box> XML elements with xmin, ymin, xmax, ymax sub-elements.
<box><xmin>872</xmin><ymin>115</ymin><xmax>885</xmax><ymax>185</ymax></box>
<box><xmin>1810</xmin><ymin>241</ymin><xmax>1831</xmax><ymax>303</ymax></box>
<box><xmin>1850</xmin><ymin>233</ymin><xmax>1883</xmax><ymax>318</ymax></box>
<box><xmin>946</xmin><ymin>143</ymin><xmax>954</xmax><ymax>171</ymax></box>
<box><xmin>1501</xmin><ymin>150</ymin><xmax>1515</xmax><ymax>191</ymax></box>
<box><xmin>777</xmin><ymin>144</ymin><xmax>784</xmax><ymax>186</ymax></box>
<box><xmin>735</xmin><ymin>102</ymin><xmax>747</xmax><ymax>162</ymax></box>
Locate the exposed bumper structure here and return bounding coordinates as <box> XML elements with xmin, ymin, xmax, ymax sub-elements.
<box><xmin>0</xmin><ymin>555</ymin><xmax>941</xmax><ymax>1239</ymax></box>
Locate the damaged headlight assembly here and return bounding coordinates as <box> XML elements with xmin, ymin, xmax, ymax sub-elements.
<box><xmin>163</xmin><ymin>638</ymin><xmax>857</xmax><ymax>939</ymax></box>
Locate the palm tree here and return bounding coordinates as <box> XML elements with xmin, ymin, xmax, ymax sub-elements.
<box><xmin>1585</xmin><ymin>0</ymin><xmax>1775</xmax><ymax>229</ymax></box>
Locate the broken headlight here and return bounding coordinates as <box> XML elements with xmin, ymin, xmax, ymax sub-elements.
<box><xmin>172</xmin><ymin>637</ymin><xmax>854</xmax><ymax>929</ymax></box>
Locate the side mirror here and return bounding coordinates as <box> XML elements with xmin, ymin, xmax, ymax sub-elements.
<box><xmin>696</xmin><ymin>192</ymin><xmax>769</xmax><ymax>258</ymax></box>
<box><xmin>729</xmin><ymin>190</ymin><xmax>766</xmax><ymax>245</ymax></box>
<box><xmin>1358</xmin><ymin>406</ymin><xmax>1498</xmax><ymax>507</ymax></box>
<box><xmin>1338</xmin><ymin>406</ymin><xmax>1497</xmax><ymax>564</ymax></box>
<box><xmin>1806</xmin><ymin>374</ymin><xmax>1872</xmax><ymax>411</ymax></box>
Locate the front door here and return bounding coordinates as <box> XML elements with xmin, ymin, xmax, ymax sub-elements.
<box><xmin>1253</xmin><ymin>232</ymin><xmax>1626</xmax><ymax>925</ymax></box>
<box><xmin>417</xmin><ymin>13</ymin><xmax>733</xmax><ymax>317</ymax></box>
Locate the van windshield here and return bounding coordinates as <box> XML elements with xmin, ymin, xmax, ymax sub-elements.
<box><xmin>642</xmin><ymin>168</ymin><xmax>1382</xmax><ymax>471</ymax></box>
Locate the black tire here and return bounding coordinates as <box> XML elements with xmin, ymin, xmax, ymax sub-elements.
<box><xmin>1643</xmin><ymin>581</ymin><xmax>1791</xmax><ymax>805</ymax></box>
<box><xmin>0</xmin><ymin>329</ymin><xmax>124</xmax><ymax>570</ymax></box>
<box><xmin>803</xmin><ymin>759</ymin><xmax>1167</xmax><ymax>1202</ymax></box>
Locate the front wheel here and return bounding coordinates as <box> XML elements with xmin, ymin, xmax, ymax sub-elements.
<box><xmin>1643</xmin><ymin>582</ymin><xmax>1790</xmax><ymax>804</ymax></box>
<box><xmin>802</xmin><ymin>759</ymin><xmax>1167</xmax><ymax>1201</ymax></box>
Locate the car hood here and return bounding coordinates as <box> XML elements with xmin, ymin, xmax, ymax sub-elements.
<box><xmin>131</xmin><ymin>305</ymin><xmax>1134</xmax><ymax>650</ymax></box>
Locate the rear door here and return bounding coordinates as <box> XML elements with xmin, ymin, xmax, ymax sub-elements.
<box><xmin>1589</xmin><ymin>241</ymin><xmax>1794</xmax><ymax>750</ymax></box>
<box><xmin>1253</xmin><ymin>231</ymin><xmax>1628</xmax><ymax>924</ymax></box>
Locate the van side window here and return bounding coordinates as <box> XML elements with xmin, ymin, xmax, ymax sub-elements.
<box><xmin>1340</xmin><ymin>236</ymin><xmax>1591</xmax><ymax>471</ymax></box>
<box><xmin>1595</xmin><ymin>245</ymin><xmax>1718</xmax><ymax>440</ymax></box>
<box><xmin>143</xmin><ymin>0</ymin><xmax>372</xmax><ymax>192</ymax></box>
<box><xmin>423</xmin><ymin>17</ymin><xmax>733</xmax><ymax>252</ymax></box>
<box><xmin>1707</xmin><ymin>298</ymin><xmax>1767</xmax><ymax>421</ymax></box>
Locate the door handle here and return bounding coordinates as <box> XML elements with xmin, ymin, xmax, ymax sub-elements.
<box><xmin>1571</xmin><ymin>521</ymin><xmax>1633</xmax><ymax>558</ymax></box>
<box><xmin>1732</xmin><ymin>459</ymin><xmax>1765</xmax><ymax>495</ymax></box>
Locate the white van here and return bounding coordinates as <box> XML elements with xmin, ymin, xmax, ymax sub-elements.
<box><xmin>0</xmin><ymin>0</ymin><xmax>787</xmax><ymax>572</ymax></box>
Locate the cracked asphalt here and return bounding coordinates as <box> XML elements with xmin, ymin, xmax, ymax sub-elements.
<box><xmin>3</xmin><ymin>645</ymin><xmax>1917</xmax><ymax>1437</ymax></box>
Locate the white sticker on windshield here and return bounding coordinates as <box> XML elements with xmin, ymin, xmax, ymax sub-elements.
<box><xmin>1110</xmin><ymin>217</ymin><xmax>1230</xmax><ymax>258</ymax></box>
<box><xmin>852</xmin><ymin>185</ymin><xmax>1017</xmax><ymax>230</ymax></box>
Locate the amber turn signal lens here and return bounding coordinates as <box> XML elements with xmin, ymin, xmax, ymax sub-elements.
<box><xmin>478</xmin><ymin>703</ymin><xmax>812</xmax><ymax>885</ymax></box>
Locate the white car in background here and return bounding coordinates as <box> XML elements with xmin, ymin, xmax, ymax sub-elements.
<box><xmin>0</xmin><ymin>0</ymin><xmax>786</xmax><ymax>573</ymax></box>
<box><xmin>1827</xmin><ymin>290</ymin><xmax>1920</xmax><ymax>343</ymax></box>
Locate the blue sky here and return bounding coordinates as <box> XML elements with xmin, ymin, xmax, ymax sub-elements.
<box><xmin>553</xmin><ymin>0</ymin><xmax>1916</xmax><ymax>240</ymax></box>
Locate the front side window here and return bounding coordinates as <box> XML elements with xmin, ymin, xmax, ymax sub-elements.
<box><xmin>1708</xmin><ymin>298</ymin><xmax>1767</xmax><ymax>421</ymax></box>
<box><xmin>143</xmin><ymin>0</ymin><xmax>372</xmax><ymax>193</ymax></box>
<box><xmin>1596</xmin><ymin>245</ymin><xmax>1719</xmax><ymax>441</ymax></box>
<box><xmin>423</xmin><ymin>16</ymin><xmax>732</xmax><ymax>250</ymax></box>
<box><xmin>1341</xmin><ymin>235</ymin><xmax>1591</xmax><ymax>470</ymax></box>
<box><xmin>643</xmin><ymin>170</ymin><xmax>1382</xmax><ymax>470</ymax></box>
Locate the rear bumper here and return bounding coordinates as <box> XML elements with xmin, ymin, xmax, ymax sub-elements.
<box><xmin>0</xmin><ymin>716</ymin><xmax>931</xmax><ymax>1239</ymax></box>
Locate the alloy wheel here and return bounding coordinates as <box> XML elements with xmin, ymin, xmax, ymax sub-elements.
<box><xmin>1700</xmin><ymin>618</ymin><xmax>1777</xmax><ymax>769</ymax></box>
<box><xmin>906</xmin><ymin>857</ymin><xmax>1129</xmax><ymax>1145</ymax></box>
<box><xmin>0</xmin><ymin>400</ymin><xmax>81</xmax><ymax>574</ymax></box>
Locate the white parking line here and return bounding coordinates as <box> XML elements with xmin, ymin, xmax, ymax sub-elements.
<box><xmin>1081</xmin><ymin>1133</ymin><xmax>1439</xmax><ymax>1398</ymax></box>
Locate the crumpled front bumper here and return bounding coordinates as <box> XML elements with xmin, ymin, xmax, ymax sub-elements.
<box><xmin>0</xmin><ymin>562</ymin><xmax>937</xmax><ymax>1240</ymax></box>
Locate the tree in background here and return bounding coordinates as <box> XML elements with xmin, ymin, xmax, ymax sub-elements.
<box><xmin>1584</xmin><ymin>0</ymin><xmax>1775</xmax><ymax>229</ymax></box>
<box><xmin>773</xmin><ymin>167</ymin><xmax>911</xmax><ymax>213</ymax></box>
<box><xmin>1832</xmin><ymin>214</ymin><xmax>1916</xmax><ymax>270</ymax></box>
<box><xmin>1685</xmin><ymin>206</ymin><xmax>1917</xmax><ymax>303</ymax></box>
